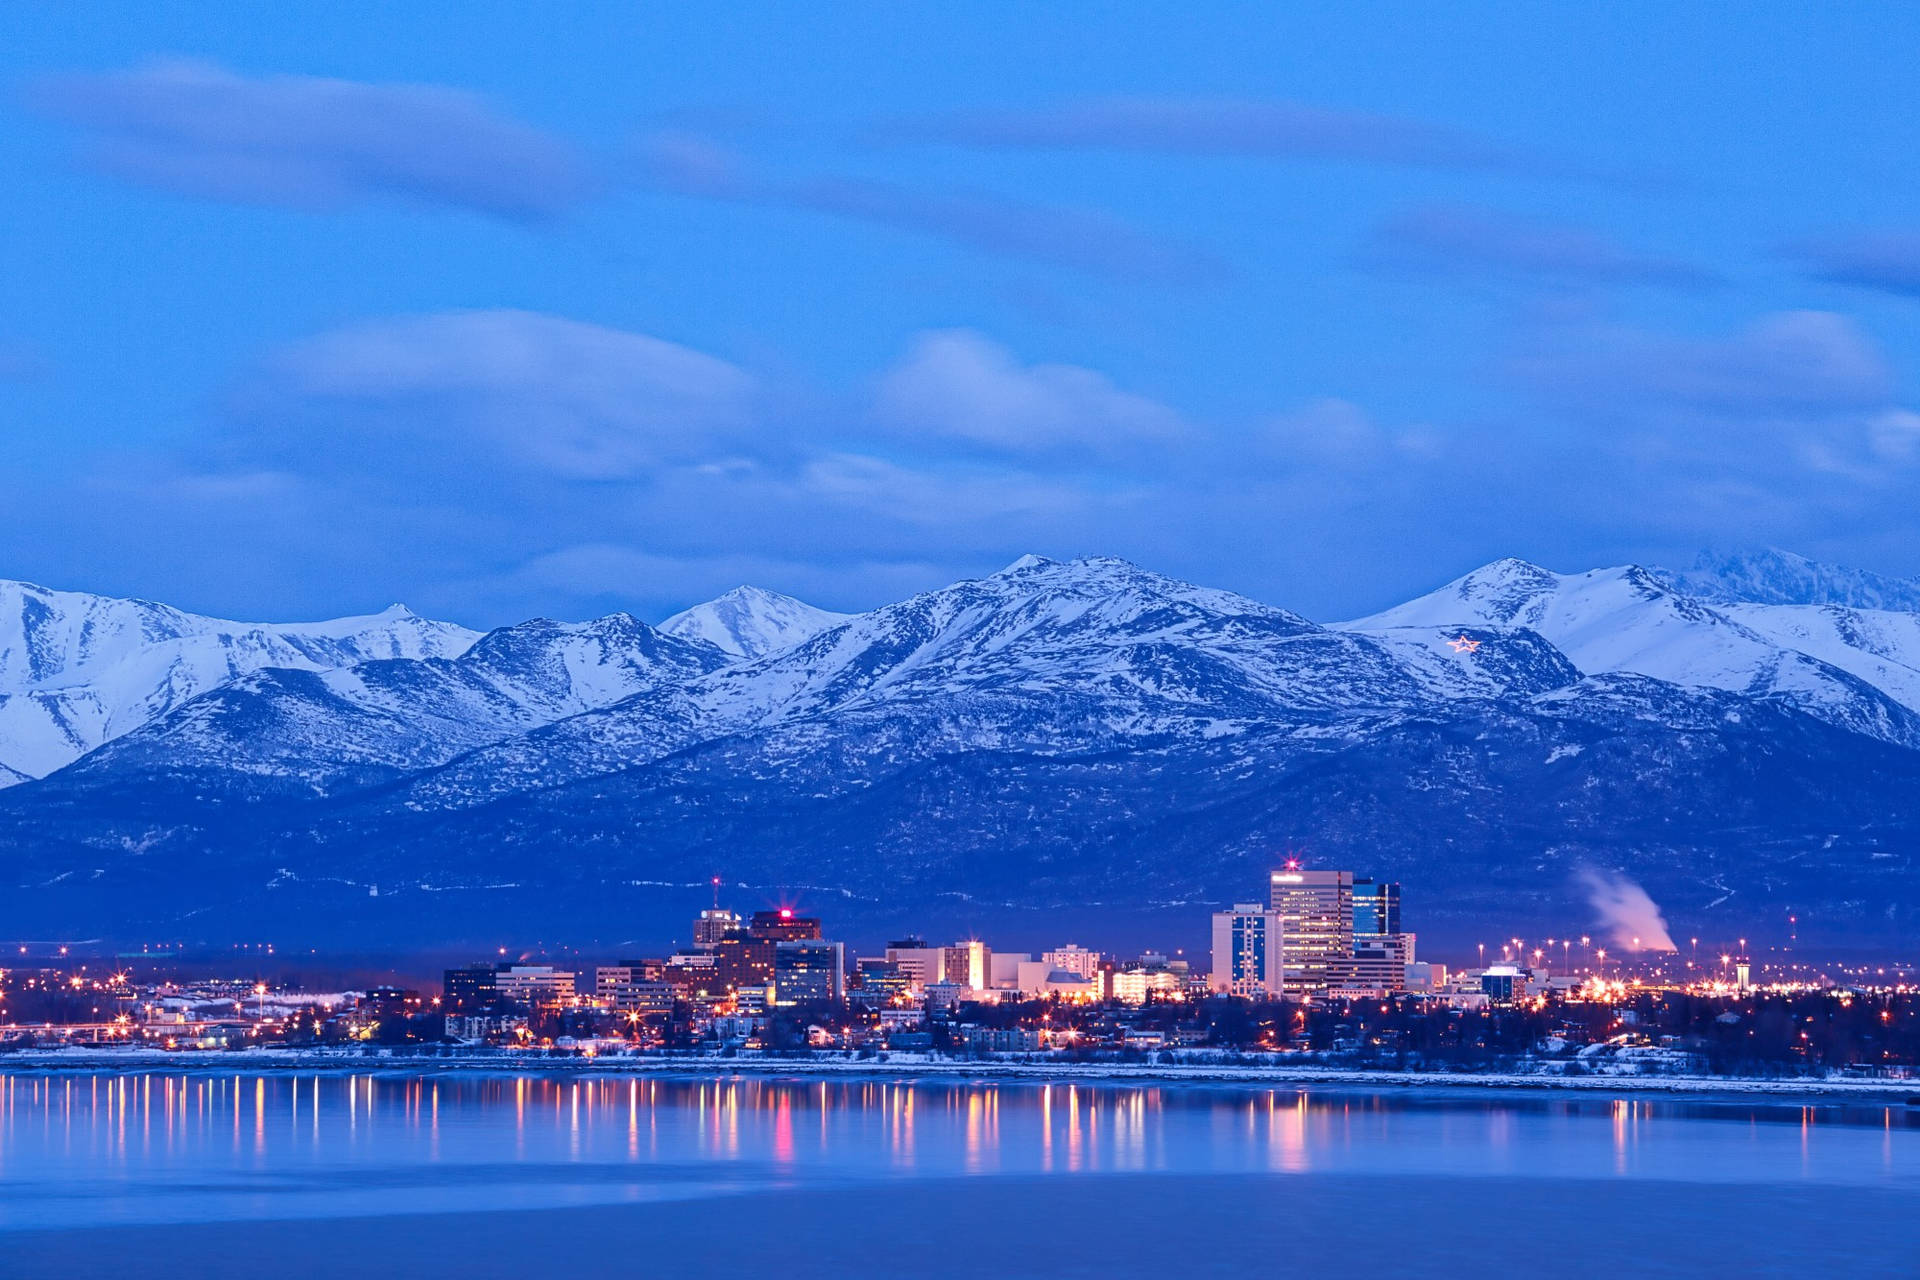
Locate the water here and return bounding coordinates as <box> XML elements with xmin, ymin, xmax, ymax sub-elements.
<box><xmin>3</xmin><ymin>1071</ymin><xmax>1917</xmax><ymax>1277</ymax></box>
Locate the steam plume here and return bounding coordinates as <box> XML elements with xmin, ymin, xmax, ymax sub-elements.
<box><xmin>1574</xmin><ymin>868</ymin><xmax>1677</xmax><ymax>951</ymax></box>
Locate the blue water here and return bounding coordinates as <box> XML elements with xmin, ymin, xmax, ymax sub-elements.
<box><xmin>3</xmin><ymin>1071</ymin><xmax>1917</xmax><ymax>1277</ymax></box>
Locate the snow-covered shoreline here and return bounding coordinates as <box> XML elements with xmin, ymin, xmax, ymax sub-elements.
<box><xmin>4</xmin><ymin>1048</ymin><xmax>1916</xmax><ymax>1102</ymax></box>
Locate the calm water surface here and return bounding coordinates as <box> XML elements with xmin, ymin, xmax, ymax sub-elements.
<box><xmin>1</xmin><ymin>1071</ymin><xmax>1915</xmax><ymax>1231</ymax></box>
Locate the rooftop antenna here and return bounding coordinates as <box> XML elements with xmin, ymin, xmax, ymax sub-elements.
<box><xmin>711</xmin><ymin>874</ymin><xmax>722</xmax><ymax>912</ymax></box>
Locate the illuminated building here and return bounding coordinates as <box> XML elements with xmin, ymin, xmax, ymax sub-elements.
<box><xmin>1268</xmin><ymin>866</ymin><xmax>1354</xmax><ymax>997</ymax></box>
<box><xmin>664</xmin><ymin>952</ymin><xmax>722</xmax><ymax>999</ymax></box>
<box><xmin>489</xmin><ymin>965</ymin><xmax>576</xmax><ymax>1007</ymax></box>
<box><xmin>1041</xmin><ymin>944</ymin><xmax>1101</xmax><ymax>980</ymax></box>
<box><xmin>772</xmin><ymin>940</ymin><xmax>845</xmax><ymax>1005</ymax></box>
<box><xmin>594</xmin><ymin>965</ymin><xmax>680</xmax><ymax>1012</ymax></box>
<box><xmin>884</xmin><ymin>938</ymin><xmax>944</xmax><ymax>990</ymax></box>
<box><xmin>1210</xmin><ymin>903</ymin><xmax>1284</xmax><ymax>997</ymax></box>
<box><xmin>1110</xmin><ymin>968</ymin><xmax>1183</xmax><ymax>1004</ymax></box>
<box><xmin>943</xmin><ymin>941</ymin><xmax>990</xmax><ymax>992</ymax></box>
<box><xmin>851</xmin><ymin>958</ymin><xmax>914</xmax><ymax>1005</ymax></box>
<box><xmin>442</xmin><ymin>964</ymin><xmax>500</xmax><ymax>1012</ymax></box>
<box><xmin>1479</xmin><ymin>964</ymin><xmax>1527</xmax><ymax>1006</ymax></box>
<box><xmin>1352</xmin><ymin>878</ymin><xmax>1401</xmax><ymax>937</ymax></box>
<box><xmin>692</xmin><ymin>908</ymin><xmax>741</xmax><ymax>952</ymax></box>
<box><xmin>715</xmin><ymin>935</ymin><xmax>776</xmax><ymax>992</ymax></box>
<box><xmin>749</xmin><ymin>909</ymin><xmax>821</xmax><ymax>942</ymax></box>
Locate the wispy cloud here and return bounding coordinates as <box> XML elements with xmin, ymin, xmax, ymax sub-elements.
<box><xmin>1790</xmin><ymin>230</ymin><xmax>1920</xmax><ymax>298</ymax></box>
<box><xmin>232</xmin><ymin>309</ymin><xmax>757</xmax><ymax>481</ymax></box>
<box><xmin>873</xmin><ymin>329</ymin><xmax>1186</xmax><ymax>458</ymax></box>
<box><xmin>28</xmin><ymin>59</ymin><xmax>596</xmax><ymax>220</ymax></box>
<box><xmin>1360</xmin><ymin>204</ymin><xmax>1719</xmax><ymax>291</ymax></box>
<box><xmin>880</xmin><ymin>96</ymin><xmax>1552</xmax><ymax>175</ymax></box>
<box><xmin>1509</xmin><ymin>310</ymin><xmax>1893</xmax><ymax>417</ymax></box>
<box><xmin>639</xmin><ymin>131</ymin><xmax>1224</xmax><ymax>285</ymax></box>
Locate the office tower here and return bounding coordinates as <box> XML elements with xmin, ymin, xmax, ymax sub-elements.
<box><xmin>442</xmin><ymin>964</ymin><xmax>503</xmax><ymax>1012</ymax></box>
<box><xmin>1352</xmin><ymin>879</ymin><xmax>1401</xmax><ymax>938</ymax></box>
<box><xmin>748</xmin><ymin>908</ymin><xmax>822</xmax><ymax>942</ymax></box>
<box><xmin>1347</xmin><ymin>877</ymin><xmax>1413</xmax><ymax>994</ymax></box>
<box><xmin>851</xmin><ymin>958</ymin><xmax>914</xmax><ymax>1005</ymax></box>
<box><xmin>942</xmin><ymin>940</ymin><xmax>990</xmax><ymax>992</ymax></box>
<box><xmin>693</xmin><ymin>908</ymin><xmax>741</xmax><ymax>951</ymax></box>
<box><xmin>1210</xmin><ymin>904</ymin><xmax>1285</xmax><ymax>997</ymax></box>
<box><xmin>772</xmin><ymin>939</ymin><xmax>845</xmax><ymax>1005</ymax></box>
<box><xmin>488</xmin><ymin>965</ymin><xmax>577</xmax><ymax>1008</ymax></box>
<box><xmin>884</xmin><ymin>938</ymin><xmax>945</xmax><ymax>990</ymax></box>
<box><xmin>714</xmin><ymin>935</ymin><xmax>777</xmax><ymax>992</ymax></box>
<box><xmin>1268</xmin><ymin>865</ymin><xmax>1354</xmax><ymax>997</ymax></box>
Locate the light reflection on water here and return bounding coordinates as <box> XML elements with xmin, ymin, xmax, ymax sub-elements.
<box><xmin>0</xmin><ymin>1072</ymin><xmax>1914</xmax><ymax>1229</ymax></box>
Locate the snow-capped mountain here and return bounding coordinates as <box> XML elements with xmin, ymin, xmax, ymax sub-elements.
<box><xmin>399</xmin><ymin>554</ymin><xmax>1582</xmax><ymax>808</ymax></box>
<box><xmin>64</xmin><ymin>613</ymin><xmax>729</xmax><ymax>794</ymax></box>
<box><xmin>659</xmin><ymin>586</ymin><xmax>853</xmax><ymax>659</ymax></box>
<box><xmin>0</xmin><ymin>579</ymin><xmax>477</xmax><ymax>784</ymax></box>
<box><xmin>2</xmin><ymin>551</ymin><xmax>1919</xmax><ymax>950</ymax></box>
<box><xmin>1661</xmin><ymin>547</ymin><xmax>1920</xmax><ymax>611</ymax></box>
<box><xmin>1345</xmin><ymin>558</ymin><xmax>1920</xmax><ymax>747</ymax></box>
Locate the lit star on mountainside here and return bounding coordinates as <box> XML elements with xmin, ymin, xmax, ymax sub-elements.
<box><xmin>1448</xmin><ymin>634</ymin><xmax>1481</xmax><ymax>654</ymax></box>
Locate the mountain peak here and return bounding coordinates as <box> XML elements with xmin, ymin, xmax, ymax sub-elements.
<box><xmin>659</xmin><ymin>587</ymin><xmax>853</xmax><ymax>660</ymax></box>
<box><xmin>993</xmin><ymin>553</ymin><xmax>1057</xmax><ymax>576</ymax></box>
<box><xmin>1658</xmin><ymin>548</ymin><xmax>1920</xmax><ymax>611</ymax></box>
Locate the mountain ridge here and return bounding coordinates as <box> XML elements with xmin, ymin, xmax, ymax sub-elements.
<box><xmin>2</xmin><ymin>551</ymin><xmax>1918</xmax><ymax>948</ymax></box>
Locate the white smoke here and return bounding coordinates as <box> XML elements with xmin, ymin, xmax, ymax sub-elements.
<box><xmin>1574</xmin><ymin>868</ymin><xmax>1677</xmax><ymax>951</ymax></box>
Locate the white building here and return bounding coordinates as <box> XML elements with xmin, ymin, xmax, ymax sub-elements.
<box><xmin>1041</xmin><ymin>944</ymin><xmax>1102</xmax><ymax>980</ymax></box>
<box><xmin>1210</xmin><ymin>903</ymin><xmax>1284</xmax><ymax>997</ymax></box>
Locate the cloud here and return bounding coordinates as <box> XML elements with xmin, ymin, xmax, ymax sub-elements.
<box><xmin>1360</xmin><ymin>204</ymin><xmax>1718</xmax><ymax>290</ymax></box>
<box><xmin>872</xmin><ymin>330</ymin><xmax>1186</xmax><ymax>457</ymax></box>
<box><xmin>639</xmin><ymin>131</ymin><xmax>1222</xmax><ymax>284</ymax></box>
<box><xmin>232</xmin><ymin>309</ymin><xmax>757</xmax><ymax>481</ymax></box>
<box><xmin>455</xmin><ymin>543</ymin><xmax>945</xmax><ymax>620</ymax></box>
<box><xmin>1261</xmin><ymin>397</ymin><xmax>1442</xmax><ymax>468</ymax></box>
<box><xmin>795</xmin><ymin>452</ymin><xmax>1102</xmax><ymax>524</ymax></box>
<box><xmin>1790</xmin><ymin>230</ymin><xmax>1920</xmax><ymax>298</ymax></box>
<box><xmin>1509</xmin><ymin>310</ymin><xmax>1892</xmax><ymax>417</ymax></box>
<box><xmin>882</xmin><ymin>96</ymin><xmax>1548</xmax><ymax>175</ymax></box>
<box><xmin>28</xmin><ymin>58</ymin><xmax>595</xmax><ymax>220</ymax></box>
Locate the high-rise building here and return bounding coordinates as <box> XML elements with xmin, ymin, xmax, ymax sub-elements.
<box><xmin>692</xmin><ymin>908</ymin><xmax>741</xmax><ymax>951</ymax></box>
<box><xmin>1210</xmin><ymin>904</ymin><xmax>1284</xmax><ymax>997</ymax></box>
<box><xmin>443</xmin><ymin>964</ymin><xmax>500</xmax><ymax>1012</ymax></box>
<box><xmin>748</xmin><ymin>909</ymin><xmax>821</xmax><ymax>942</ymax></box>
<box><xmin>1269</xmin><ymin>866</ymin><xmax>1353</xmax><ymax>997</ymax></box>
<box><xmin>1352</xmin><ymin>879</ymin><xmax>1401</xmax><ymax>938</ymax></box>
<box><xmin>942</xmin><ymin>941</ymin><xmax>990</xmax><ymax>992</ymax></box>
<box><xmin>884</xmin><ymin>938</ymin><xmax>945</xmax><ymax>991</ymax></box>
<box><xmin>851</xmin><ymin>958</ymin><xmax>914</xmax><ymax>1005</ymax></box>
<box><xmin>714</xmin><ymin>935</ymin><xmax>777</xmax><ymax>993</ymax></box>
<box><xmin>1340</xmin><ymin>878</ymin><xmax>1413</xmax><ymax>995</ymax></box>
<box><xmin>772</xmin><ymin>940</ymin><xmax>845</xmax><ymax>1005</ymax></box>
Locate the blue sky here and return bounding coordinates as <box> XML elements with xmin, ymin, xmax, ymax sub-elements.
<box><xmin>3</xmin><ymin>3</ymin><xmax>1920</xmax><ymax>625</ymax></box>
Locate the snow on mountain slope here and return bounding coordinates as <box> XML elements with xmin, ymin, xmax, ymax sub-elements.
<box><xmin>1661</xmin><ymin>547</ymin><xmax>1920</xmax><ymax>611</ymax></box>
<box><xmin>64</xmin><ymin>613</ymin><xmax>730</xmax><ymax>792</ymax></box>
<box><xmin>1345</xmin><ymin>558</ymin><xmax>1920</xmax><ymax>746</ymax></box>
<box><xmin>658</xmin><ymin>586</ymin><xmax>853</xmax><ymax>659</ymax></box>
<box><xmin>0</xmin><ymin>580</ymin><xmax>478</xmax><ymax>783</ymax></box>
<box><xmin>404</xmin><ymin>555</ymin><xmax>1583</xmax><ymax>807</ymax></box>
